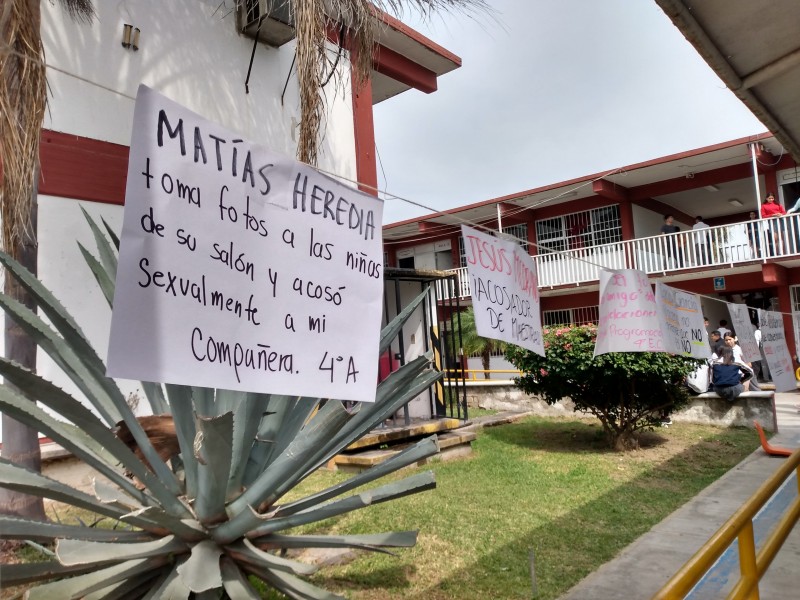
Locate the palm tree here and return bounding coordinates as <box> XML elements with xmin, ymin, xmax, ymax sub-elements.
<box><xmin>457</xmin><ymin>307</ymin><xmax>506</xmax><ymax>379</ymax></box>
<box><xmin>0</xmin><ymin>0</ymin><xmax>94</xmax><ymax>520</ymax></box>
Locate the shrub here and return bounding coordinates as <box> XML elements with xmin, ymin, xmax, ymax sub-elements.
<box><xmin>506</xmin><ymin>324</ymin><xmax>702</xmax><ymax>450</ymax></box>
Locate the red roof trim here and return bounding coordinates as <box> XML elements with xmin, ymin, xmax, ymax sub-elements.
<box><xmin>376</xmin><ymin>10</ymin><xmax>462</xmax><ymax>68</ymax></box>
<box><xmin>385</xmin><ymin>132</ymin><xmax>773</xmax><ymax>229</ymax></box>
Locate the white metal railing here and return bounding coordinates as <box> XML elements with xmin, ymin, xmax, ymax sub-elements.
<box><xmin>439</xmin><ymin>215</ymin><xmax>800</xmax><ymax>299</ymax></box>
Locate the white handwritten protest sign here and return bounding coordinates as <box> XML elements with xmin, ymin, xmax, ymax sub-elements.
<box><xmin>655</xmin><ymin>282</ymin><xmax>708</xmax><ymax>359</ymax></box>
<box><xmin>107</xmin><ymin>85</ymin><xmax>383</xmax><ymax>402</ymax></box>
<box><xmin>460</xmin><ymin>225</ymin><xmax>544</xmax><ymax>355</ymax></box>
<box><xmin>727</xmin><ymin>303</ymin><xmax>760</xmax><ymax>363</ymax></box>
<box><xmin>758</xmin><ymin>309</ymin><xmax>796</xmax><ymax>392</ymax></box>
<box><xmin>594</xmin><ymin>269</ymin><xmax>661</xmax><ymax>356</ymax></box>
<box><xmin>793</xmin><ymin>313</ymin><xmax>800</xmax><ymax>363</ymax></box>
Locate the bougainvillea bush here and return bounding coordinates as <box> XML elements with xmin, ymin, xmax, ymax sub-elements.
<box><xmin>506</xmin><ymin>325</ymin><xmax>702</xmax><ymax>450</ymax></box>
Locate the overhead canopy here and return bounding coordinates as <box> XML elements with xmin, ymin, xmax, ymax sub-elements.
<box><xmin>655</xmin><ymin>0</ymin><xmax>800</xmax><ymax>163</ymax></box>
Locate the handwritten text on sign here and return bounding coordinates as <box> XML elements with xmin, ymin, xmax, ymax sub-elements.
<box><xmin>758</xmin><ymin>310</ymin><xmax>796</xmax><ymax>393</ymax></box>
<box><xmin>460</xmin><ymin>225</ymin><xmax>544</xmax><ymax>355</ymax></box>
<box><xmin>107</xmin><ymin>85</ymin><xmax>384</xmax><ymax>402</ymax></box>
<box><xmin>727</xmin><ymin>303</ymin><xmax>760</xmax><ymax>363</ymax></box>
<box><xmin>594</xmin><ymin>269</ymin><xmax>661</xmax><ymax>356</ymax></box>
<box><xmin>655</xmin><ymin>282</ymin><xmax>708</xmax><ymax>359</ymax></box>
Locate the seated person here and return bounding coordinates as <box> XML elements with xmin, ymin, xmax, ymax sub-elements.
<box><xmin>711</xmin><ymin>346</ymin><xmax>753</xmax><ymax>402</ymax></box>
<box><xmin>723</xmin><ymin>333</ymin><xmax>760</xmax><ymax>391</ymax></box>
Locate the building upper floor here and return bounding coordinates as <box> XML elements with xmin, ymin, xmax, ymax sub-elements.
<box><xmin>383</xmin><ymin>134</ymin><xmax>800</xmax><ymax>298</ymax></box>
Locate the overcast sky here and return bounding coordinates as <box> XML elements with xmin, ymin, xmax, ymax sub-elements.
<box><xmin>373</xmin><ymin>0</ymin><xmax>766</xmax><ymax>225</ymax></box>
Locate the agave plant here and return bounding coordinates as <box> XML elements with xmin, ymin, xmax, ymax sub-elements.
<box><xmin>0</xmin><ymin>209</ymin><xmax>442</xmax><ymax>599</ymax></box>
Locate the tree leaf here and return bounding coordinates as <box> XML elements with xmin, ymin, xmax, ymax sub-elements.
<box><xmin>0</xmin><ymin>386</ymin><xmax>157</xmax><ymax>508</ymax></box>
<box><xmin>194</xmin><ymin>412</ymin><xmax>233</xmax><ymax>524</ymax></box>
<box><xmin>0</xmin><ymin>516</ymin><xmax>154</xmax><ymax>543</ymax></box>
<box><xmin>220</xmin><ymin>557</ymin><xmax>262</xmax><ymax>599</ymax></box>
<box><xmin>380</xmin><ymin>288</ymin><xmax>430</xmax><ymax>353</ymax></box>
<box><xmin>176</xmin><ymin>540</ymin><xmax>223</xmax><ymax>593</ymax></box>
<box><xmin>25</xmin><ymin>557</ymin><xmax>170</xmax><ymax>600</ymax></box>
<box><xmin>164</xmin><ymin>384</ymin><xmax>199</xmax><ymax>499</ymax></box>
<box><xmin>242</xmin><ymin>561</ymin><xmax>344</xmax><ymax>600</ymax></box>
<box><xmin>252</xmin><ymin>531</ymin><xmax>418</xmax><ymax>554</ymax></box>
<box><xmin>0</xmin><ymin>561</ymin><xmax>115</xmax><ymax>586</ymax></box>
<box><xmin>140</xmin><ymin>560</ymin><xmax>191</xmax><ymax>600</ymax></box>
<box><xmin>228</xmin><ymin>392</ymin><xmax>272</xmax><ymax>497</ymax></box>
<box><xmin>101</xmin><ymin>215</ymin><xmax>121</xmax><ymax>250</ymax></box>
<box><xmin>274</xmin><ymin>436</ymin><xmax>439</xmax><ymax>517</ymax></box>
<box><xmin>249</xmin><ymin>471</ymin><xmax>436</xmax><ymax>537</ymax></box>
<box><xmin>141</xmin><ymin>381</ymin><xmax>170</xmax><ymax>416</ymax></box>
<box><xmin>225</xmin><ymin>539</ymin><xmax>317</xmax><ymax>578</ymax></box>
<box><xmin>56</xmin><ymin>535</ymin><xmax>187</xmax><ymax>566</ymax></box>
<box><xmin>80</xmin><ymin>205</ymin><xmax>118</xmax><ymax>281</ymax></box>
<box><xmin>0</xmin><ymin>357</ymin><xmax>182</xmax><ymax>507</ymax></box>
<box><xmin>242</xmin><ymin>396</ymin><xmax>318</xmax><ymax>486</ymax></box>
<box><xmin>77</xmin><ymin>242</ymin><xmax>115</xmax><ymax>308</ymax></box>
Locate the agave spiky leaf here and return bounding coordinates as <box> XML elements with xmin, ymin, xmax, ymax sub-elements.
<box><xmin>0</xmin><ymin>212</ymin><xmax>446</xmax><ymax>598</ymax></box>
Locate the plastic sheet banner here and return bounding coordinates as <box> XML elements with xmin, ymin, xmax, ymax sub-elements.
<box><xmin>460</xmin><ymin>225</ymin><xmax>544</xmax><ymax>355</ymax></box>
<box><xmin>758</xmin><ymin>309</ymin><xmax>796</xmax><ymax>392</ymax></box>
<box><xmin>655</xmin><ymin>282</ymin><xmax>708</xmax><ymax>359</ymax></box>
<box><xmin>594</xmin><ymin>269</ymin><xmax>662</xmax><ymax>356</ymax></box>
<box><xmin>107</xmin><ymin>85</ymin><xmax>384</xmax><ymax>402</ymax></box>
<box><xmin>727</xmin><ymin>303</ymin><xmax>760</xmax><ymax>363</ymax></box>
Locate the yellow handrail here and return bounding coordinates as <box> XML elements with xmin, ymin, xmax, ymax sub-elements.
<box><xmin>653</xmin><ymin>446</ymin><xmax>800</xmax><ymax>599</ymax></box>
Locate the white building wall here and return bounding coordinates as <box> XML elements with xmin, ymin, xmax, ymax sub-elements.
<box><xmin>41</xmin><ymin>1</ymin><xmax>357</xmax><ymax>178</ymax></box>
<box><xmin>632</xmin><ymin>203</ymin><xmax>667</xmax><ymax>238</ymax></box>
<box><xmin>1</xmin><ymin>3</ymin><xmax>363</xmax><ymax>436</ymax></box>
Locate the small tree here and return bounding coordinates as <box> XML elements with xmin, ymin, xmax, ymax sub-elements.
<box><xmin>506</xmin><ymin>324</ymin><xmax>701</xmax><ymax>450</ymax></box>
<box><xmin>457</xmin><ymin>307</ymin><xmax>506</xmax><ymax>379</ymax></box>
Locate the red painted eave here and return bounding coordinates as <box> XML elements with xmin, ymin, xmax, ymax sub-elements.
<box><xmin>376</xmin><ymin>10</ymin><xmax>462</xmax><ymax>69</ymax></box>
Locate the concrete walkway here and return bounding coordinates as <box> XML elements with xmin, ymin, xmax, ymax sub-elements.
<box><xmin>558</xmin><ymin>390</ymin><xmax>800</xmax><ymax>600</ymax></box>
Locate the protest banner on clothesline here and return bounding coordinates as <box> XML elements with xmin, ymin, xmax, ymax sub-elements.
<box><xmin>460</xmin><ymin>225</ymin><xmax>544</xmax><ymax>356</ymax></box>
<box><xmin>107</xmin><ymin>85</ymin><xmax>384</xmax><ymax>402</ymax></box>
<box><xmin>655</xmin><ymin>282</ymin><xmax>708</xmax><ymax>359</ymax></box>
<box><xmin>758</xmin><ymin>309</ymin><xmax>796</xmax><ymax>392</ymax></box>
<box><xmin>727</xmin><ymin>303</ymin><xmax>760</xmax><ymax>363</ymax></box>
<box><xmin>594</xmin><ymin>269</ymin><xmax>662</xmax><ymax>356</ymax></box>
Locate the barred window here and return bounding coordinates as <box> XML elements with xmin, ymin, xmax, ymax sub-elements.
<box><xmin>458</xmin><ymin>223</ymin><xmax>528</xmax><ymax>267</ymax></box>
<box><xmin>542</xmin><ymin>306</ymin><xmax>599</xmax><ymax>327</ymax></box>
<box><xmin>535</xmin><ymin>205</ymin><xmax>621</xmax><ymax>254</ymax></box>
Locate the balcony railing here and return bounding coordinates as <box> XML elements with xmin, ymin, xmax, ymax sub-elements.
<box><xmin>438</xmin><ymin>214</ymin><xmax>800</xmax><ymax>299</ymax></box>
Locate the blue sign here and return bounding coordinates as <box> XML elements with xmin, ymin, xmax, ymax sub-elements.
<box><xmin>713</xmin><ymin>276</ymin><xmax>725</xmax><ymax>291</ymax></box>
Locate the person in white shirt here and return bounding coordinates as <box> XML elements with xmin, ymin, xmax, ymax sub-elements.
<box><xmin>717</xmin><ymin>320</ymin><xmax>731</xmax><ymax>338</ymax></box>
<box><xmin>723</xmin><ymin>333</ymin><xmax>760</xmax><ymax>391</ymax></box>
<box><xmin>692</xmin><ymin>216</ymin><xmax>711</xmax><ymax>265</ymax></box>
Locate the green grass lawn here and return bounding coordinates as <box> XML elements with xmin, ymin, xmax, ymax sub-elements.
<box><xmin>3</xmin><ymin>417</ymin><xmax>760</xmax><ymax>600</ymax></box>
<box><xmin>288</xmin><ymin>416</ymin><xmax>760</xmax><ymax>600</ymax></box>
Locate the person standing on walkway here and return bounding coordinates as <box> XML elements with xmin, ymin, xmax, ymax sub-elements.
<box><xmin>761</xmin><ymin>192</ymin><xmax>786</xmax><ymax>255</ymax></box>
<box><xmin>660</xmin><ymin>214</ymin><xmax>683</xmax><ymax>268</ymax></box>
<box><xmin>692</xmin><ymin>216</ymin><xmax>711</xmax><ymax>265</ymax></box>
<box><xmin>747</xmin><ymin>210</ymin><xmax>762</xmax><ymax>258</ymax></box>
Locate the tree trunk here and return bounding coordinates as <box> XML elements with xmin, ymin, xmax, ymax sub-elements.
<box><xmin>0</xmin><ymin>186</ymin><xmax>44</xmax><ymax>520</ymax></box>
<box><xmin>481</xmin><ymin>350</ymin><xmax>491</xmax><ymax>379</ymax></box>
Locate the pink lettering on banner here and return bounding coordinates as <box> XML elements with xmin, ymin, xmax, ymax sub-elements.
<box><xmin>594</xmin><ymin>269</ymin><xmax>662</xmax><ymax>357</ymax></box>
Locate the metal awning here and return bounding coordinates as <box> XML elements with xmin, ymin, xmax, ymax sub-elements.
<box><xmin>655</xmin><ymin>0</ymin><xmax>800</xmax><ymax>163</ymax></box>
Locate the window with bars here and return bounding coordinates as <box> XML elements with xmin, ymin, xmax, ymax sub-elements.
<box><xmin>535</xmin><ymin>205</ymin><xmax>621</xmax><ymax>255</ymax></box>
<box><xmin>542</xmin><ymin>306</ymin><xmax>599</xmax><ymax>327</ymax></box>
<box><xmin>458</xmin><ymin>224</ymin><xmax>529</xmax><ymax>267</ymax></box>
